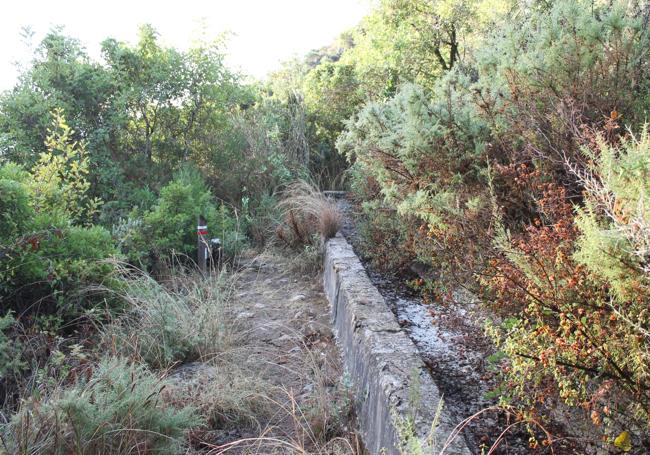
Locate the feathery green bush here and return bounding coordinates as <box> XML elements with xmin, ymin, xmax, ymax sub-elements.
<box><xmin>3</xmin><ymin>357</ymin><xmax>200</xmax><ymax>455</ymax></box>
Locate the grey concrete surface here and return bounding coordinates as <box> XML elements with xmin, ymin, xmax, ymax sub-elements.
<box><xmin>323</xmin><ymin>234</ymin><xmax>470</xmax><ymax>455</ymax></box>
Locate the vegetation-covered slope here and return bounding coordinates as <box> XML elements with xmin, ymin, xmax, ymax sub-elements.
<box><xmin>1</xmin><ymin>0</ymin><xmax>650</xmax><ymax>453</ymax></box>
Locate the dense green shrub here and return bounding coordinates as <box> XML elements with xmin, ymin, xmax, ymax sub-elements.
<box><xmin>40</xmin><ymin>222</ymin><xmax>116</xmax><ymax>311</ymax></box>
<box><xmin>303</xmin><ymin>61</ymin><xmax>364</xmax><ymax>187</ymax></box>
<box><xmin>339</xmin><ymin>73</ymin><xmax>491</xmax><ymax>282</ymax></box>
<box><xmin>0</xmin><ymin>214</ymin><xmax>117</xmax><ymax>319</ymax></box>
<box><xmin>144</xmin><ymin>168</ymin><xmax>245</xmax><ymax>262</ymax></box>
<box><xmin>0</xmin><ymin>26</ymin><xmax>247</xmax><ymax>211</ymax></box>
<box><xmin>573</xmin><ymin>132</ymin><xmax>650</xmax><ymax>300</ymax></box>
<box><xmin>3</xmin><ymin>357</ymin><xmax>200</xmax><ymax>455</ymax></box>
<box><xmin>0</xmin><ymin>140</ymin><xmax>116</xmax><ymax>321</ymax></box>
<box><xmin>0</xmin><ymin>179</ymin><xmax>33</xmax><ymax>241</ymax></box>
<box><xmin>339</xmin><ymin>75</ymin><xmax>488</xmax><ymax>226</ymax></box>
<box><xmin>100</xmin><ymin>185</ymin><xmax>157</xmax><ymax>229</ymax></box>
<box><xmin>109</xmin><ymin>215</ymin><xmax>149</xmax><ymax>265</ymax></box>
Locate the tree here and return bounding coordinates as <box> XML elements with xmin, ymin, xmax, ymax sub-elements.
<box><xmin>0</xmin><ymin>30</ymin><xmax>117</xmax><ymax>199</ymax></box>
<box><xmin>340</xmin><ymin>0</ymin><xmax>512</xmax><ymax>96</ymax></box>
<box><xmin>1</xmin><ymin>25</ymin><xmax>249</xmax><ymax>223</ymax></box>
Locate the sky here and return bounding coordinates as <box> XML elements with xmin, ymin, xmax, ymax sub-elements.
<box><xmin>0</xmin><ymin>0</ymin><xmax>372</xmax><ymax>91</ymax></box>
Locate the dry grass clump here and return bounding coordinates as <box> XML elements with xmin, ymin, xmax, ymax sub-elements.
<box><xmin>102</xmin><ymin>264</ymin><xmax>239</xmax><ymax>370</ymax></box>
<box><xmin>203</xmin><ymin>391</ymin><xmax>358</xmax><ymax>455</ymax></box>
<box><xmin>202</xmin><ymin>339</ymin><xmax>358</xmax><ymax>455</ymax></box>
<box><xmin>276</xmin><ymin>180</ymin><xmax>342</xmax><ymax>247</ymax></box>
<box><xmin>164</xmin><ymin>363</ymin><xmax>272</xmax><ymax>437</ymax></box>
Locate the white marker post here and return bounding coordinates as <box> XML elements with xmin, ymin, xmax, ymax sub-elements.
<box><xmin>197</xmin><ymin>216</ymin><xmax>208</xmax><ymax>275</ymax></box>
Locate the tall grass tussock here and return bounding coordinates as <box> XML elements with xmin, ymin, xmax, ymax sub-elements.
<box><xmin>103</xmin><ymin>263</ymin><xmax>238</xmax><ymax>369</ymax></box>
<box><xmin>278</xmin><ymin>180</ymin><xmax>342</xmax><ymax>244</ymax></box>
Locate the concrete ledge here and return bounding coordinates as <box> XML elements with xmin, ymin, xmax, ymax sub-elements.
<box><xmin>323</xmin><ymin>234</ymin><xmax>470</xmax><ymax>455</ymax></box>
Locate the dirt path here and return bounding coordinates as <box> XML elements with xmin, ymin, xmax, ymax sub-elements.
<box><xmin>215</xmin><ymin>251</ymin><xmax>356</xmax><ymax>454</ymax></box>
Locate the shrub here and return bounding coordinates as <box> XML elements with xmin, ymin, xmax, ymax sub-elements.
<box><xmin>0</xmin><ymin>162</ymin><xmax>31</xmax><ymax>182</ymax></box>
<box><xmin>0</xmin><ymin>179</ymin><xmax>33</xmax><ymax>241</ymax></box>
<box><xmin>471</xmin><ymin>2</ymin><xmax>650</xmax><ymax>442</ymax></box>
<box><xmin>0</xmin><ymin>203</ymin><xmax>116</xmax><ymax>321</ymax></box>
<box><xmin>103</xmin><ymin>268</ymin><xmax>236</xmax><ymax>370</ymax></box>
<box><xmin>42</xmin><ymin>222</ymin><xmax>116</xmax><ymax>311</ymax></box>
<box><xmin>338</xmin><ymin>74</ymin><xmax>488</xmax><ymax>225</ymax></box>
<box><xmin>477</xmin><ymin>0</ymin><xmax>650</xmax><ymax>186</ymax></box>
<box><xmin>0</xmin><ymin>111</ymin><xmax>116</xmax><ymax>322</ymax></box>
<box><xmin>29</xmin><ymin>109</ymin><xmax>102</xmax><ymax>225</ymax></box>
<box><xmin>242</xmin><ymin>193</ymin><xmax>284</xmax><ymax>246</ymax></box>
<box><xmin>573</xmin><ymin>129</ymin><xmax>650</xmax><ymax>300</ymax></box>
<box><xmin>355</xmin><ymin>199</ymin><xmax>414</xmax><ymax>272</ymax></box>
<box><xmin>110</xmin><ymin>215</ymin><xmax>150</xmax><ymax>265</ymax></box>
<box><xmin>338</xmin><ymin>74</ymin><xmax>491</xmax><ymax>282</ymax></box>
<box><xmin>144</xmin><ymin>168</ymin><xmax>245</xmax><ymax>263</ymax></box>
<box><xmin>100</xmin><ymin>185</ymin><xmax>157</xmax><ymax>228</ymax></box>
<box><xmin>2</xmin><ymin>357</ymin><xmax>200</xmax><ymax>455</ymax></box>
<box><xmin>572</xmin><ymin>131</ymin><xmax>650</xmax><ymax>429</ymax></box>
<box><xmin>484</xmin><ymin>130</ymin><xmax>650</xmax><ymax>440</ymax></box>
<box><xmin>1</xmin><ymin>211</ymin><xmax>117</xmax><ymax>319</ymax></box>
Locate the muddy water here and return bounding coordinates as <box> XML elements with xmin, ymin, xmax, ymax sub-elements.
<box><xmin>337</xmin><ymin>199</ymin><xmax>548</xmax><ymax>455</ymax></box>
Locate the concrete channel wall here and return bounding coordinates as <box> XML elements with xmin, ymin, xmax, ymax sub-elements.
<box><xmin>323</xmin><ymin>234</ymin><xmax>470</xmax><ymax>455</ymax></box>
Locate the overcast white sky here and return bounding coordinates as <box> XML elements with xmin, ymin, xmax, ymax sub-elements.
<box><xmin>0</xmin><ymin>0</ymin><xmax>372</xmax><ymax>91</ymax></box>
